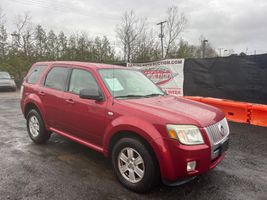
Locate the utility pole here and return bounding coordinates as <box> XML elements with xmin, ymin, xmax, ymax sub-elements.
<box><xmin>224</xmin><ymin>49</ymin><xmax>228</xmax><ymax>57</ymax></box>
<box><xmin>202</xmin><ymin>39</ymin><xmax>208</xmax><ymax>58</ymax></box>
<box><xmin>157</xmin><ymin>21</ymin><xmax>167</xmax><ymax>59</ymax></box>
<box><xmin>218</xmin><ymin>48</ymin><xmax>223</xmax><ymax>57</ymax></box>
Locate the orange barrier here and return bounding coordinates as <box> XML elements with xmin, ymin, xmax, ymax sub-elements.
<box><xmin>200</xmin><ymin>98</ymin><xmax>251</xmax><ymax>123</ymax></box>
<box><xmin>183</xmin><ymin>96</ymin><xmax>203</xmax><ymax>102</ymax></box>
<box><xmin>184</xmin><ymin>96</ymin><xmax>267</xmax><ymax>127</ymax></box>
<box><xmin>250</xmin><ymin>104</ymin><xmax>267</xmax><ymax>127</ymax></box>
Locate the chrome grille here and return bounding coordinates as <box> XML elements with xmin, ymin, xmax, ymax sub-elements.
<box><xmin>205</xmin><ymin>118</ymin><xmax>230</xmax><ymax>145</ymax></box>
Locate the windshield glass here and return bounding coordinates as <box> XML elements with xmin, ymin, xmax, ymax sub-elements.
<box><xmin>0</xmin><ymin>72</ymin><xmax>11</xmax><ymax>79</ymax></box>
<box><xmin>98</xmin><ymin>69</ymin><xmax>165</xmax><ymax>99</ymax></box>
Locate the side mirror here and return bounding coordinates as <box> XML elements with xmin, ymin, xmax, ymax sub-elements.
<box><xmin>79</xmin><ymin>88</ymin><xmax>104</xmax><ymax>101</ymax></box>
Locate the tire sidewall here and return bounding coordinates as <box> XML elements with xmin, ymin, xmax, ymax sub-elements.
<box><xmin>26</xmin><ymin>109</ymin><xmax>50</xmax><ymax>144</ymax></box>
<box><xmin>112</xmin><ymin>137</ymin><xmax>159</xmax><ymax>192</ymax></box>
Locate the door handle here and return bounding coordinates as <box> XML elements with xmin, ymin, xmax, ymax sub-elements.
<box><xmin>65</xmin><ymin>99</ymin><xmax>75</xmax><ymax>104</ymax></box>
<box><xmin>39</xmin><ymin>91</ymin><xmax>45</xmax><ymax>96</ymax></box>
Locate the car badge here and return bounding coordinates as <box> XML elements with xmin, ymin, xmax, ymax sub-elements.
<box><xmin>218</xmin><ymin>124</ymin><xmax>225</xmax><ymax>136</ymax></box>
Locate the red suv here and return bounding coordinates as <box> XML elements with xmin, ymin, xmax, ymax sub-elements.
<box><xmin>21</xmin><ymin>61</ymin><xmax>230</xmax><ymax>192</ymax></box>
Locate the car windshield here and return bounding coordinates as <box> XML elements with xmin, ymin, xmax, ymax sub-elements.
<box><xmin>98</xmin><ymin>69</ymin><xmax>165</xmax><ymax>99</ymax></box>
<box><xmin>0</xmin><ymin>72</ymin><xmax>11</xmax><ymax>79</ymax></box>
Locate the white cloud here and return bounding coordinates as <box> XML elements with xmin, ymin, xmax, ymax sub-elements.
<box><xmin>1</xmin><ymin>0</ymin><xmax>266</xmax><ymax>54</ymax></box>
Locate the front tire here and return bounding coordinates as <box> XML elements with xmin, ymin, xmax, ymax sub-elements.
<box><xmin>111</xmin><ymin>137</ymin><xmax>160</xmax><ymax>192</ymax></box>
<box><xmin>26</xmin><ymin>109</ymin><xmax>50</xmax><ymax>144</ymax></box>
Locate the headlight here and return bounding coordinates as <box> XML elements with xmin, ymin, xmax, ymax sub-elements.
<box><xmin>166</xmin><ymin>125</ymin><xmax>204</xmax><ymax>145</ymax></box>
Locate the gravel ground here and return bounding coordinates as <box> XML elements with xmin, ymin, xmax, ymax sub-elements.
<box><xmin>0</xmin><ymin>91</ymin><xmax>266</xmax><ymax>200</ymax></box>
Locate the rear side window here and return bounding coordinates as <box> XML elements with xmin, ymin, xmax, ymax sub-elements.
<box><xmin>69</xmin><ymin>69</ymin><xmax>99</xmax><ymax>95</ymax></box>
<box><xmin>27</xmin><ymin>65</ymin><xmax>46</xmax><ymax>84</ymax></box>
<box><xmin>44</xmin><ymin>67</ymin><xmax>69</xmax><ymax>91</ymax></box>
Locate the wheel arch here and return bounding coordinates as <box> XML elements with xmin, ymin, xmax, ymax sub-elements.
<box><xmin>108</xmin><ymin>130</ymin><xmax>161</xmax><ymax>177</ymax></box>
<box><xmin>23</xmin><ymin>99</ymin><xmax>49</xmax><ymax>130</ymax></box>
<box><xmin>108</xmin><ymin>130</ymin><xmax>157</xmax><ymax>159</ymax></box>
<box><xmin>24</xmin><ymin>102</ymin><xmax>41</xmax><ymax>118</ymax></box>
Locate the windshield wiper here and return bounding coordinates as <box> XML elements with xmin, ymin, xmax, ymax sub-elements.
<box><xmin>143</xmin><ymin>93</ymin><xmax>165</xmax><ymax>97</ymax></box>
<box><xmin>114</xmin><ymin>94</ymin><xmax>146</xmax><ymax>99</ymax></box>
<box><xmin>115</xmin><ymin>93</ymin><xmax>166</xmax><ymax>99</ymax></box>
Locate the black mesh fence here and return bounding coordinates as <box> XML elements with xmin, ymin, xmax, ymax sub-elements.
<box><xmin>183</xmin><ymin>54</ymin><xmax>267</xmax><ymax>104</ymax></box>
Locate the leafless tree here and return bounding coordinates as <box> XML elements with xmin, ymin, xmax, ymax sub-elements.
<box><xmin>0</xmin><ymin>7</ymin><xmax>5</xmax><ymax>26</ymax></box>
<box><xmin>133</xmin><ymin>28</ymin><xmax>161</xmax><ymax>62</ymax></box>
<box><xmin>164</xmin><ymin>6</ymin><xmax>187</xmax><ymax>58</ymax></box>
<box><xmin>116</xmin><ymin>10</ymin><xmax>145</xmax><ymax>62</ymax></box>
<box><xmin>0</xmin><ymin>7</ymin><xmax>8</xmax><ymax>58</ymax></box>
<box><xmin>11</xmin><ymin>13</ymin><xmax>34</xmax><ymax>56</ymax></box>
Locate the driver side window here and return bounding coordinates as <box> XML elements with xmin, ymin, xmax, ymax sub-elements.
<box><xmin>69</xmin><ymin>69</ymin><xmax>99</xmax><ymax>95</ymax></box>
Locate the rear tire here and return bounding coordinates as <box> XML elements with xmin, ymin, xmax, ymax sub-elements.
<box><xmin>111</xmin><ymin>137</ymin><xmax>160</xmax><ymax>192</ymax></box>
<box><xmin>26</xmin><ymin>109</ymin><xmax>50</xmax><ymax>144</ymax></box>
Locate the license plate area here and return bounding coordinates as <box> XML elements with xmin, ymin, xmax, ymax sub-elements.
<box><xmin>212</xmin><ymin>139</ymin><xmax>229</xmax><ymax>160</ymax></box>
<box><xmin>219</xmin><ymin>139</ymin><xmax>229</xmax><ymax>154</ymax></box>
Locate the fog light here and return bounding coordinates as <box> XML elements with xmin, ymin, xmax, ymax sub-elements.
<box><xmin>187</xmin><ymin>161</ymin><xmax>196</xmax><ymax>172</ymax></box>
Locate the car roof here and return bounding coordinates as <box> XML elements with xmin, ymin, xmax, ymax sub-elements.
<box><xmin>33</xmin><ymin>61</ymin><xmax>126</xmax><ymax>70</ymax></box>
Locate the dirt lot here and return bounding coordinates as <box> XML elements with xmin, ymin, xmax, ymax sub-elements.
<box><xmin>0</xmin><ymin>91</ymin><xmax>266</xmax><ymax>200</ymax></box>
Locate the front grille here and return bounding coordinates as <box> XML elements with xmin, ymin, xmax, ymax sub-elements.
<box><xmin>205</xmin><ymin>118</ymin><xmax>230</xmax><ymax>145</ymax></box>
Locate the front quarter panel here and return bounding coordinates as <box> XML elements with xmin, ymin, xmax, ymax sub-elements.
<box><xmin>102</xmin><ymin>115</ymin><xmax>176</xmax><ymax>179</ymax></box>
<box><xmin>103</xmin><ymin>115</ymin><xmax>162</xmax><ymax>147</ymax></box>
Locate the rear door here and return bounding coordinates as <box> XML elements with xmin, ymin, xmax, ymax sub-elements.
<box><xmin>62</xmin><ymin>68</ymin><xmax>107</xmax><ymax>146</ymax></box>
<box><xmin>40</xmin><ymin>66</ymin><xmax>71</xmax><ymax>130</ymax></box>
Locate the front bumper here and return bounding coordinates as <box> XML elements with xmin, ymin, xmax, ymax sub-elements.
<box><xmin>161</xmin><ymin>137</ymin><xmax>229</xmax><ymax>184</ymax></box>
<box><xmin>158</xmin><ymin>118</ymin><xmax>230</xmax><ymax>184</ymax></box>
<box><xmin>0</xmin><ymin>85</ymin><xmax>16</xmax><ymax>91</ymax></box>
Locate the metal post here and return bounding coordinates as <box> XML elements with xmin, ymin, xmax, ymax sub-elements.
<box><xmin>202</xmin><ymin>39</ymin><xmax>208</xmax><ymax>58</ymax></box>
<box><xmin>157</xmin><ymin>21</ymin><xmax>167</xmax><ymax>59</ymax></box>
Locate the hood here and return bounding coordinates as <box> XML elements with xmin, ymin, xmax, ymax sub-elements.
<box><xmin>118</xmin><ymin>96</ymin><xmax>224</xmax><ymax>128</ymax></box>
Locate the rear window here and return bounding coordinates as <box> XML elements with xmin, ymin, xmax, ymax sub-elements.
<box><xmin>44</xmin><ymin>67</ymin><xmax>69</xmax><ymax>91</ymax></box>
<box><xmin>27</xmin><ymin>65</ymin><xmax>46</xmax><ymax>84</ymax></box>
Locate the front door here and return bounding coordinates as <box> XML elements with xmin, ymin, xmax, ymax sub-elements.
<box><xmin>63</xmin><ymin>68</ymin><xmax>107</xmax><ymax>146</ymax></box>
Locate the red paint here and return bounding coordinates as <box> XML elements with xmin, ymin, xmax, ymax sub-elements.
<box><xmin>21</xmin><ymin>61</ymin><xmax>228</xmax><ymax>183</ymax></box>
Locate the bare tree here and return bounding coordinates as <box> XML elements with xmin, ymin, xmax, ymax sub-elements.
<box><xmin>7</xmin><ymin>13</ymin><xmax>34</xmax><ymax>85</ymax></box>
<box><xmin>164</xmin><ymin>6</ymin><xmax>187</xmax><ymax>58</ymax></box>
<box><xmin>133</xmin><ymin>28</ymin><xmax>161</xmax><ymax>62</ymax></box>
<box><xmin>116</xmin><ymin>10</ymin><xmax>145</xmax><ymax>62</ymax></box>
<box><xmin>0</xmin><ymin>8</ymin><xmax>8</xmax><ymax>58</ymax></box>
<box><xmin>0</xmin><ymin>7</ymin><xmax>5</xmax><ymax>26</ymax></box>
<box><xmin>11</xmin><ymin>13</ymin><xmax>33</xmax><ymax>57</ymax></box>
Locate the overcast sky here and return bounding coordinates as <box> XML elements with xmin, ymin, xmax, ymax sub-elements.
<box><xmin>1</xmin><ymin>0</ymin><xmax>267</xmax><ymax>55</ymax></box>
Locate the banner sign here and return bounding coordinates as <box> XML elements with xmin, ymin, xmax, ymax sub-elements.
<box><xmin>127</xmin><ymin>59</ymin><xmax>184</xmax><ymax>96</ymax></box>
